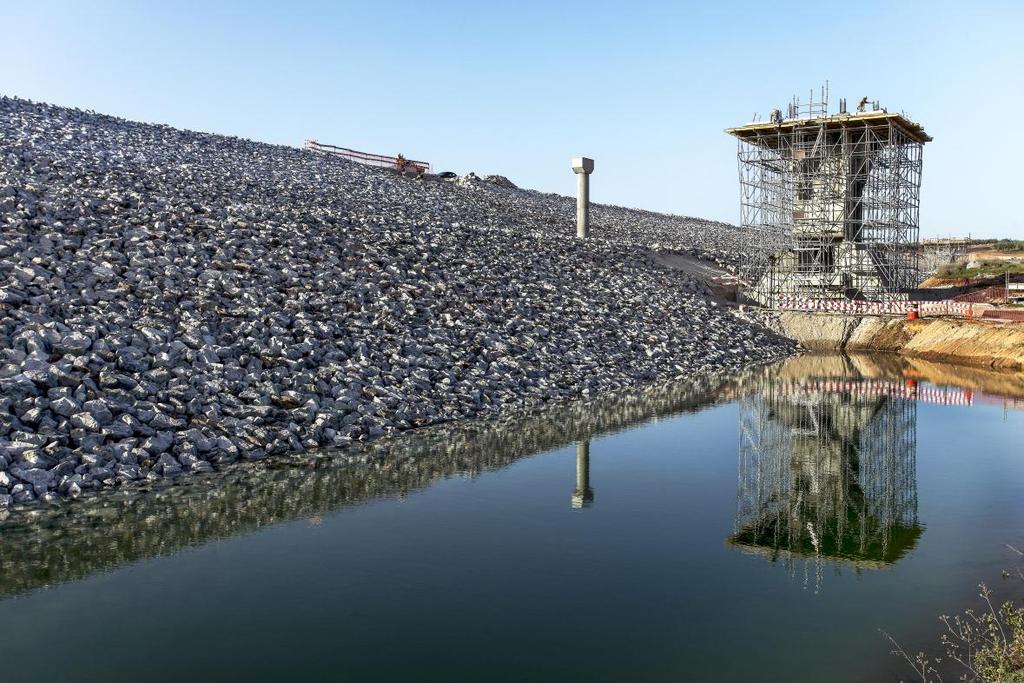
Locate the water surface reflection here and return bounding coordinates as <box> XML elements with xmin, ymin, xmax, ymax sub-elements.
<box><xmin>3</xmin><ymin>354</ymin><xmax>1024</xmax><ymax>682</ymax></box>
<box><xmin>0</xmin><ymin>371</ymin><xmax>730</xmax><ymax>598</ymax></box>
<box><xmin>2</xmin><ymin>353</ymin><xmax>1022</xmax><ymax>603</ymax></box>
<box><xmin>731</xmin><ymin>358</ymin><xmax>922</xmax><ymax>587</ymax></box>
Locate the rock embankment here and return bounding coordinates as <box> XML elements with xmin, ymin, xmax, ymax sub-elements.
<box><xmin>0</xmin><ymin>97</ymin><xmax>793</xmax><ymax>508</ymax></box>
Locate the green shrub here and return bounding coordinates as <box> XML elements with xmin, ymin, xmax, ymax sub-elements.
<box><xmin>887</xmin><ymin>549</ymin><xmax>1024</xmax><ymax>681</ymax></box>
<box><xmin>937</xmin><ymin>262</ymin><xmax>968</xmax><ymax>278</ymax></box>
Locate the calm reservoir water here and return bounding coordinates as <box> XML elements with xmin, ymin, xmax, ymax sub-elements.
<box><xmin>2</xmin><ymin>353</ymin><xmax>1024</xmax><ymax>682</ymax></box>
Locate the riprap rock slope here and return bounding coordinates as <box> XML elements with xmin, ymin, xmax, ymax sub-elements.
<box><xmin>0</xmin><ymin>97</ymin><xmax>791</xmax><ymax>506</ymax></box>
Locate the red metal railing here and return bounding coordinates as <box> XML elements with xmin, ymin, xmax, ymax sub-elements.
<box><xmin>954</xmin><ymin>287</ymin><xmax>1008</xmax><ymax>303</ymax></box>
<box><xmin>981</xmin><ymin>309</ymin><xmax>1024</xmax><ymax>322</ymax></box>
<box><xmin>304</xmin><ymin>140</ymin><xmax>430</xmax><ymax>174</ymax></box>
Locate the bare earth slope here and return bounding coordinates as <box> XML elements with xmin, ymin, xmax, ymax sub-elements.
<box><xmin>763</xmin><ymin>311</ymin><xmax>1024</xmax><ymax>369</ymax></box>
<box><xmin>0</xmin><ymin>97</ymin><xmax>791</xmax><ymax>507</ymax></box>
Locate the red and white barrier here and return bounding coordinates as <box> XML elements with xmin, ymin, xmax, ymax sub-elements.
<box><xmin>776</xmin><ymin>296</ymin><xmax>975</xmax><ymax>318</ymax></box>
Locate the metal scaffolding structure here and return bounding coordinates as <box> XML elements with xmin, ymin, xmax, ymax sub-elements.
<box><xmin>730</xmin><ymin>376</ymin><xmax>921</xmax><ymax>579</ymax></box>
<box><xmin>919</xmin><ymin>237</ymin><xmax>971</xmax><ymax>275</ymax></box>
<box><xmin>727</xmin><ymin>87</ymin><xmax>931</xmax><ymax>306</ymax></box>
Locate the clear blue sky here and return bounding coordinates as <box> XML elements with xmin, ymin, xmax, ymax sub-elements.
<box><xmin>3</xmin><ymin>0</ymin><xmax>1022</xmax><ymax>238</ymax></box>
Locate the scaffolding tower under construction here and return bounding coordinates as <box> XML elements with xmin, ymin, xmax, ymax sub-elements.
<box><xmin>727</xmin><ymin>86</ymin><xmax>932</xmax><ymax>306</ymax></box>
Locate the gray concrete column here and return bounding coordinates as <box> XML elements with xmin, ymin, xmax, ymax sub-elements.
<box><xmin>571</xmin><ymin>440</ymin><xmax>594</xmax><ymax>509</ymax></box>
<box><xmin>572</xmin><ymin>157</ymin><xmax>594</xmax><ymax>238</ymax></box>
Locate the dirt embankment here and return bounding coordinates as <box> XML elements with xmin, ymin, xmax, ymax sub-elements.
<box><xmin>760</xmin><ymin>312</ymin><xmax>1024</xmax><ymax>370</ymax></box>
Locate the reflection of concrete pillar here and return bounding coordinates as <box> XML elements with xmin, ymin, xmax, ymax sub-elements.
<box><xmin>572</xmin><ymin>157</ymin><xmax>594</xmax><ymax>238</ymax></box>
<box><xmin>572</xmin><ymin>440</ymin><xmax>594</xmax><ymax>509</ymax></box>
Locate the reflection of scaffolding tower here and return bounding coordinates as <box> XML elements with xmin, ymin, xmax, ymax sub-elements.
<box><xmin>731</xmin><ymin>378</ymin><xmax>921</xmax><ymax>573</ymax></box>
<box><xmin>727</xmin><ymin>87</ymin><xmax>931</xmax><ymax>306</ymax></box>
